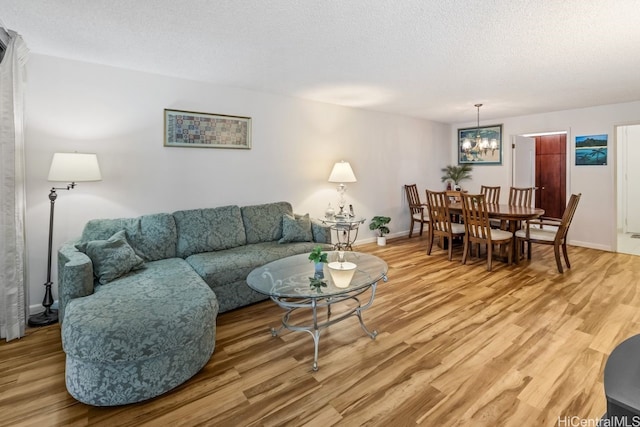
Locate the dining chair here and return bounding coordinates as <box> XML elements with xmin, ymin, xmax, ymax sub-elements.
<box><xmin>460</xmin><ymin>193</ymin><xmax>514</xmax><ymax>271</ymax></box>
<box><xmin>445</xmin><ymin>190</ymin><xmax>463</xmax><ymax>223</ymax></box>
<box><xmin>508</xmin><ymin>187</ymin><xmax>534</xmax><ymax>207</ymax></box>
<box><xmin>515</xmin><ymin>193</ymin><xmax>581</xmax><ymax>273</ymax></box>
<box><xmin>507</xmin><ymin>186</ymin><xmax>535</xmax><ymax>254</ymax></box>
<box><xmin>480</xmin><ymin>185</ymin><xmax>501</xmax><ymax>204</ymax></box>
<box><xmin>404</xmin><ymin>184</ymin><xmax>429</xmax><ymax>237</ymax></box>
<box><xmin>425</xmin><ymin>190</ymin><xmax>466</xmax><ymax>261</ymax></box>
<box><xmin>481</xmin><ymin>185</ymin><xmax>501</xmax><ymax>229</ymax></box>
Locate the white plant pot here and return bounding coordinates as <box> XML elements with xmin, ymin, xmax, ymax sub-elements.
<box><xmin>377</xmin><ymin>236</ymin><xmax>386</xmax><ymax>246</ymax></box>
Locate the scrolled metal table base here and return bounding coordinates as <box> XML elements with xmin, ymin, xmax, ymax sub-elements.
<box><xmin>269</xmin><ymin>276</ymin><xmax>387</xmax><ymax>371</ymax></box>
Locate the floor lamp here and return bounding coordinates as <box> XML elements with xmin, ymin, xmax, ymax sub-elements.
<box><xmin>28</xmin><ymin>152</ymin><xmax>102</xmax><ymax>327</ymax></box>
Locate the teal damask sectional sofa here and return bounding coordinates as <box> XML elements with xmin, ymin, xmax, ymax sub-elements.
<box><xmin>57</xmin><ymin>201</ymin><xmax>331</xmax><ymax>406</ymax></box>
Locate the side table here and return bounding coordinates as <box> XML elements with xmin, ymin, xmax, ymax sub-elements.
<box><xmin>321</xmin><ymin>216</ymin><xmax>365</xmax><ymax>251</ymax></box>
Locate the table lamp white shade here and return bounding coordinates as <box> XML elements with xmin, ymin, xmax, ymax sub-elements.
<box><xmin>48</xmin><ymin>153</ymin><xmax>102</xmax><ymax>182</ymax></box>
<box><xmin>328</xmin><ymin>161</ymin><xmax>357</xmax><ymax>183</ymax></box>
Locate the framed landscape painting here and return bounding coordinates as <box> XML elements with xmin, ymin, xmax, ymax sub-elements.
<box><xmin>458</xmin><ymin>124</ymin><xmax>503</xmax><ymax>165</ymax></box>
<box><xmin>164</xmin><ymin>109</ymin><xmax>252</xmax><ymax>149</ymax></box>
<box><xmin>575</xmin><ymin>134</ymin><xmax>607</xmax><ymax>165</ymax></box>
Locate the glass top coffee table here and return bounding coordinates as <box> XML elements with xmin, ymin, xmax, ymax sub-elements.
<box><xmin>246</xmin><ymin>251</ymin><xmax>388</xmax><ymax>371</ymax></box>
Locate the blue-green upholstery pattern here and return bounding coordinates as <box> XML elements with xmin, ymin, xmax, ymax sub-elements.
<box><xmin>58</xmin><ymin>241</ymin><xmax>94</xmax><ymax>324</ymax></box>
<box><xmin>81</xmin><ymin>213</ymin><xmax>177</xmax><ymax>261</ymax></box>
<box><xmin>279</xmin><ymin>213</ymin><xmax>313</xmax><ymax>243</ymax></box>
<box><xmin>186</xmin><ymin>241</ymin><xmax>331</xmax><ymax>312</ymax></box>
<box><xmin>58</xmin><ymin>201</ymin><xmax>331</xmax><ymax>406</ymax></box>
<box><xmin>311</xmin><ymin>218</ymin><xmax>332</xmax><ymax>244</ymax></box>
<box><xmin>75</xmin><ymin>230</ymin><xmax>146</xmax><ymax>284</ymax></box>
<box><xmin>62</xmin><ymin>258</ymin><xmax>218</xmax><ymax>406</ymax></box>
<box><xmin>174</xmin><ymin>206</ymin><xmax>247</xmax><ymax>258</ymax></box>
<box><xmin>241</xmin><ymin>202</ymin><xmax>292</xmax><ymax>244</ymax></box>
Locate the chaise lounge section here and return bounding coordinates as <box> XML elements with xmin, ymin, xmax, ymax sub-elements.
<box><xmin>58</xmin><ymin>201</ymin><xmax>331</xmax><ymax>406</ymax></box>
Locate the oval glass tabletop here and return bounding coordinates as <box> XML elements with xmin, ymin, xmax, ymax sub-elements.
<box><xmin>246</xmin><ymin>251</ymin><xmax>388</xmax><ymax>298</ymax></box>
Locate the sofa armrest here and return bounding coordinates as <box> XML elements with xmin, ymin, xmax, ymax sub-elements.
<box><xmin>310</xmin><ymin>219</ymin><xmax>332</xmax><ymax>244</ymax></box>
<box><xmin>58</xmin><ymin>240</ymin><xmax>95</xmax><ymax>324</ymax></box>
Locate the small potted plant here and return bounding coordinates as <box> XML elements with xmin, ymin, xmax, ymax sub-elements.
<box><xmin>369</xmin><ymin>216</ymin><xmax>391</xmax><ymax>246</ymax></box>
<box><xmin>308</xmin><ymin>246</ymin><xmax>328</xmax><ymax>278</ymax></box>
<box><xmin>441</xmin><ymin>164</ymin><xmax>473</xmax><ymax>190</ymax></box>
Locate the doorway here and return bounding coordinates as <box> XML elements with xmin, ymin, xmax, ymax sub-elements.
<box><xmin>616</xmin><ymin>123</ymin><xmax>640</xmax><ymax>256</ymax></box>
<box><xmin>535</xmin><ymin>134</ymin><xmax>567</xmax><ymax>218</ymax></box>
<box><xmin>513</xmin><ymin>132</ymin><xmax>567</xmax><ymax>218</ymax></box>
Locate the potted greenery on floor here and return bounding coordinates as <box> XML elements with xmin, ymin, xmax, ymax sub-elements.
<box><xmin>369</xmin><ymin>216</ymin><xmax>391</xmax><ymax>246</ymax></box>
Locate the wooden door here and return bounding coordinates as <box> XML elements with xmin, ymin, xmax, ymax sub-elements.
<box><xmin>535</xmin><ymin>134</ymin><xmax>566</xmax><ymax>219</ymax></box>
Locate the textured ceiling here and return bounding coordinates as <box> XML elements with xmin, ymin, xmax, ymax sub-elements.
<box><xmin>1</xmin><ymin>0</ymin><xmax>640</xmax><ymax>123</ymax></box>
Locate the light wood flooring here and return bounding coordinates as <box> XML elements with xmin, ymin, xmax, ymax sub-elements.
<box><xmin>2</xmin><ymin>236</ymin><xmax>640</xmax><ymax>426</ymax></box>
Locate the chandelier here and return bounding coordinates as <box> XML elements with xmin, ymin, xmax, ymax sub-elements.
<box><xmin>462</xmin><ymin>104</ymin><xmax>498</xmax><ymax>155</ymax></box>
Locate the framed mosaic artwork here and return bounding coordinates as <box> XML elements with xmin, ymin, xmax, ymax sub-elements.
<box><xmin>164</xmin><ymin>109</ymin><xmax>252</xmax><ymax>149</ymax></box>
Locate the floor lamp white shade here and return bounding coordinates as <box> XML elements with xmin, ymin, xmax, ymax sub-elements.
<box><xmin>48</xmin><ymin>152</ymin><xmax>102</xmax><ymax>182</ymax></box>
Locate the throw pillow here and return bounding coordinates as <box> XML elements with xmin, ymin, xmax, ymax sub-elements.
<box><xmin>279</xmin><ymin>213</ymin><xmax>313</xmax><ymax>243</ymax></box>
<box><xmin>76</xmin><ymin>230</ymin><xmax>145</xmax><ymax>284</ymax></box>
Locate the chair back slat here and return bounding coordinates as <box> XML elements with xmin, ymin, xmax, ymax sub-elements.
<box><xmin>461</xmin><ymin>193</ymin><xmax>492</xmax><ymax>241</ymax></box>
<box><xmin>480</xmin><ymin>185</ymin><xmax>501</xmax><ymax>204</ymax></box>
<box><xmin>508</xmin><ymin>187</ymin><xmax>533</xmax><ymax>207</ymax></box>
<box><xmin>404</xmin><ymin>184</ymin><xmax>423</xmax><ymax>214</ymax></box>
<box><xmin>426</xmin><ymin>190</ymin><xmax>453</xmax><ymax>234</ymax></box>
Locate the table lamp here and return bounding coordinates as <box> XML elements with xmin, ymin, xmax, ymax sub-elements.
<box><xmin>28</xmin><ymin>152</ymin><xmax>102</xmax><ymax>327</ymax></box>
<box><xmin>328</xmin><ymin>160</ymin><xmax>357</xmax><ymax>216</ymax></box>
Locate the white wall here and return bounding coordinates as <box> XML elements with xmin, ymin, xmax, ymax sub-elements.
<box><xmin>618</xmin><ymin>124</ymin><xmax>640</xmax><ymax>234</ymax></box>
<box><xmin>24</xmin><ymin>54</ymin><xmax>449</xmax><ymax>308</ymax></box>
<box><xmin>26</xmin><ymin>54</ymin><xmax>639</xmax><ymax>310</ymax></box>
<box><xmin>451</xmin><ymin>101</ymin><xmax>640</xmax><ymax>251</ymax></box>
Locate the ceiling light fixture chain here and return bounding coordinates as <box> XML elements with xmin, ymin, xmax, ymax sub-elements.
<box><xmin>475</xmin><ymin>103</ymin><xmax>482</xmax><ymax>143</ymax></box>
<box><xmin>461</xmin><ymin>103</ymin><xmax>498</xmax><ymax>161</ymax></box>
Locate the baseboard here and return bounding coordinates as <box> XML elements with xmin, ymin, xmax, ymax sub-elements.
<box><xmin>354</xmin><ymin>230</ymin><xmax>413</xmax><ymax>246</ymax></box>
<box><xmin>353</xmin><ymin>233</ymin><xmax>611</xmax><ymax>253</ymax></box>
<box><xmin>569</xmin><ymin>240</ymin><xmax>611</xmax><ymax>252</ymax></box>
<box><xmin>29</xmin><ymin>303</ymin><xmax>43</xmax><ymax>315</ymax></box>
<box><xmin>29</xmin><ymin>300</ymin><xmax>58</xmax><ymax>315</ymax></box>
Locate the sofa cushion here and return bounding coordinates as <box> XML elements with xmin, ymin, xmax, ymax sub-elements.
<box><xmin>186</xmin><ymin>240</ymin><xmax>329</xmax><ymax>312</ymax></box>
<box><xmin>76</xmin><ymin>230</ymin><xmax>145</xmax><ymax>284</ymax></box>
<box><xmin>241</xmin><ymin>201</ymin><xmax>293</xmax><ymax>244</ymax></box>
<box><xmin>173</xmin><ymin>205</ymin><xmax>246</xmax><ymax>258</ymax></box>
<box><xmin>279</xmin><ymin>213</ymin><xmax>313</xmax><ymax>243</ymax></box>
<box><xmin>81</xmin><ymin>213</ymin><xmax>177</xmax><ymax>261</ymax></box>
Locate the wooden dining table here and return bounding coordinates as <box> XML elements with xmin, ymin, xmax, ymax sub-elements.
<box><xmin>448</xmin><ymin>202</ymin><xmax>545</xmax><ymax>262</ymax></box>
<box><xmin>448</xmin><ymin>203</ymin><xmax>545</xmax><ymax>224</ymax></box>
